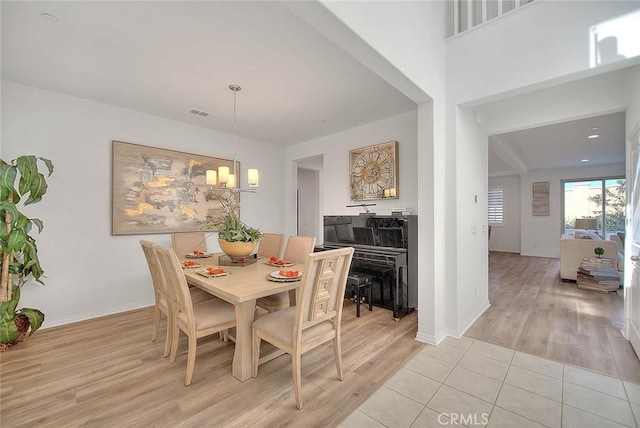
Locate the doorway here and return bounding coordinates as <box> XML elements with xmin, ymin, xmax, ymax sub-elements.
<box><xmin>296</xmin><ymin>156</ymin><xmax>323</xmax><ymax>242</ymax></box>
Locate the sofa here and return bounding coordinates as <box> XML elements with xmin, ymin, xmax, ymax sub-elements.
<box><xmin>560</xmin><ymin>233</ymin><xmax>623</xmax><ymax>281</ymax></box>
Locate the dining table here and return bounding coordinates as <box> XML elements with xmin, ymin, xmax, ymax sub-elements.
<box><xmin>182</xmin><ymin>254</ymin><xmax>302</xmax><ymax>382</ymax></box>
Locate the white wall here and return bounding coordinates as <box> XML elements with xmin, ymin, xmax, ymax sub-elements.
<box><xmin>321</xmin><ymin>0</ymin><xmax>446</xmax><ymax>103</ymax></box>
<box><xmin>287</xmin><ymin>111</ymin><xmax>418</xmax><ymax>217</ymax></box>
<box><xmin>2</xmin><ymin>81</ymin><xmax>285</xmax><ymax>327</ymax></box>
<box><xmin>455</xmin><ymin>107</ymin><xmax>491</xmax><ymax>331</ymax></box>
<box><xmin>623</xmin><ymin>65</ymin><xmax>640</xmax><ymax>339</ymax></box>
<box><xmin>477</xmin><ymin>68</ymin><xmax>632</xmax><ymax>136</ymax></box>
<box><xmin>488</xmin><ymin>175</ymin><xmax>522</xmax><ymax>253</ymax></box>
<box><xmin>626</xmin><ymin>66</ymin><xmax>640</xmax><ymax>248</ymax></box>
<box><xmin>297</xmin><ymin>168</ymin><xmax>320</xmax><ymax>240</ymax></box>
<box><xmin>520</xmin><ymin>163</ymin><xmax>625</xmax><ymax>258</ymax></box>
<box><xmin>447</xmin><ymin>1</ymin><xmax>640</xmax><ymax>105</ymax></box>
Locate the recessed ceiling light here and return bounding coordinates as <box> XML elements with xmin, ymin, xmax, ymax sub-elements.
<box><xmin>591</xmin><ymin>126</ymin><xmax>600</xmax><ymax>130</ymax></box>
<box><xmin>40</xmin><ymin>12</ymin><xmax>59</xmax><ymax>23</ymax></box>
<box><xmin>587</xmin><ymin>134</ymin><xmax>599</xmax><ymax>139</ymax></box>
<box><xmin>581</xmin><ymin>159</ymin><xmax>590</xmax><ymax>163</ymax></box>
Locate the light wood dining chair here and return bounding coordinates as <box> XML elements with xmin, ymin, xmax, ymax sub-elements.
<box><xmin>140</xmin><ymin>240</ymin><xmax>214</xmax><ymax>357</ymax></box>
<box><xmin>255</xmin><ymin>235</ymin><xmax>316</xmax><ymax>313</ymax></box>
<box><xmin>154</xmin><ymin>245</ymin><xmax>236</xmax><ymax>386</ymax></box>
<box><xmin>171</xmin><ymin>232</ymin><xmax>208</xmax><ymax>258</ymax></box>
<box><xmin>252</xmin><ymin>246</ymin><xmax>354</xmax><ymax>409</ymax></box>
<box><xmin>256</xmin><ymin>233</ymin><xmax>284</xmax><ymax>259</ymax></box>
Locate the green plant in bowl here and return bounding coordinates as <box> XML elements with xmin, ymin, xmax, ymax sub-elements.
<box><xmin>201</xmin><ymin>190</ymin><xmax>262</xmax><ymax>259</ymax></box>
<box><xmin>202</xmin><ymin>190</ymin><xmax>262</xmax><ymax>243</ymax></box>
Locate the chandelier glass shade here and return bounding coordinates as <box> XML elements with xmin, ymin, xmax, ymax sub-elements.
<box><xmin>206</xmin><ymin>85</ymin><xmax>258</xmax><ymax>193</ymax></box>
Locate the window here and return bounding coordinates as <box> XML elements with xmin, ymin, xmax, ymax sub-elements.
<box><xmin>488</xmin><ymin>187</ymin><xmax>504</xmax><ymax>224</ymax></box>
<box><xmin>562</xmin><ymin>177</ymin><xmax>625</xmax><ymax>236</ymax></box>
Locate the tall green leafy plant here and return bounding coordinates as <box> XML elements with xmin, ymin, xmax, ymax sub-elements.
<box><xmin>0</xmin><ymin>155</ymin><xmax>53</xmax><ymax>347</ymax></box>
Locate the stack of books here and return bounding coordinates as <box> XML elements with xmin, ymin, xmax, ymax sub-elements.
<box><xmin>577</xmin><ymin>259</ymin><xmax>620</xmax><ymax>293</ymax></box>
<box><xmin>581</xmin><ymin>257</ymin><xmax>616</xmax><ymax>268</ymax></box>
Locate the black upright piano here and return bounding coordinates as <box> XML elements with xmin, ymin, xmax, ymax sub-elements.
<box><xmin>316</xmin><ymin>215</ymin><xmax>418</xmax><ymax>319</ymax></box>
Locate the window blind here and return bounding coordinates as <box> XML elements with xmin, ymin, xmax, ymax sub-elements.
<box><xmin>488</xmin><ymin>187</ymin><xmax>504</xmax><ymax>224</ymax></box>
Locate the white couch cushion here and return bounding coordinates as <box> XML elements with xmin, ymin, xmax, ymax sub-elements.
<box><xmin>609</xmin><ymin>233</ymin><xmax>624</xmax><ymax>253</ymax></box>
<box><xmin>574</xmin><ymin>230</ymin><xmax>603</xmax><ymax>240</ymax></box>
<box><xmin>560</xmin><ymin>235</ymin><xmax>620</xmax><ymax>280</ymax></box>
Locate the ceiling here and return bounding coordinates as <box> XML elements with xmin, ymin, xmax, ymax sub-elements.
<box><xmin>489</xmin><ymin>111</ymin><xmax>626</xmax><ymax>177</ymax></box>
<box><xmin>2</xmin><ymin>1</ymin><xmax>627</xmax><ymax>172</ymax></box>
<box><xmin>1</xmin><ymin>1</ymin><xmax>416</xmax><ymax>146</ymax></box>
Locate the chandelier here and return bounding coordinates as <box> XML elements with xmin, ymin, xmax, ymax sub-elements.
<box><xmin>206</xmin><ymin>85</ymin><xmax>259</xmax><ymax>193</ymax></box>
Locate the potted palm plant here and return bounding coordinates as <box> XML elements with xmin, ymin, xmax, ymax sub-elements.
<box><xmin>0</xmin><ymin>155</ymin><xmax>53</xmax><ymax>350</ymax></box>
<box><xmin>203</xmin><ymin>190</ymin><xmax>262</xmax><ymax>258</ymax></box>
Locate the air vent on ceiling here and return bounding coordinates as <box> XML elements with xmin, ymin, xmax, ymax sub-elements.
<box><xmin>189</xmin><ymin>108</ymin><xmax>212</xmax><ymax>117</ymax></box>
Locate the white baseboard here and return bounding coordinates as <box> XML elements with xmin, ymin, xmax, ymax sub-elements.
<box><xmin>457</xmin><ymin>299</ymin><xmax>491</xmax><ymax>337</ymax></box>
<box><xmin>40</xmin><ymin>299</ymin><xmax>155</xmax><ymax>329</ymax></box>
<box><xmin>414</xmin><ymin>299</ymin><xmax>491</xmax><ymax>345</ymax></box>
<box><xmin>415</xmin><ymin>331</ymin><xmax>437</xmax><ymax>345</ymax></box>
<box><xmin>416</xmin><ymin>328</ymin><xmax>457</xmax><ymax>345</ymax></box>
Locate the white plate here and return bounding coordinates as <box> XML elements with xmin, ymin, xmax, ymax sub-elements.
<box><xmin>270</xmin><ymin>271</ymin><xmax>302</xmax><ymax>280</ymax></box>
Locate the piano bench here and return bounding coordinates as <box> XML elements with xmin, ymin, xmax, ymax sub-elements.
<box><xmin>352</xmin><ymin>266</ymin><xmax>394</xmax><ymax>307</ymax></box>
<box><xmin>346</xmin><ymin>273</ymin><xmax>373</xmax><ymax>317</ymax></box>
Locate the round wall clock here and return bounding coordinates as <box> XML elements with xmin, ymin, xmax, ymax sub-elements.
<box><xmin>349</xmin><ymin>141</ymin><xmax>398</xmax><ymax>201</ymax></box>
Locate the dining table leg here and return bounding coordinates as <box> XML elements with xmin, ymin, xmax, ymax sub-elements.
<box><xmin>232</xmin><ymin>299</ymin><xmax>257</xmax><ymax>382</ymax></box>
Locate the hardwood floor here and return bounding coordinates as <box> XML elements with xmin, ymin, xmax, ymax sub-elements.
<box><xmin>0</xmin><ymin>303</ymin><xmax>422</xmax><ymax>427</ymax></box>
<box><xmin>4</xmin><ymin>252</ymin><xmax>639</xmax><ymax>426</ymax></box>
<box><xmin>466</xmin><ymin>251</ymin><xmax>640</xmax><ymax>383</ymax></box>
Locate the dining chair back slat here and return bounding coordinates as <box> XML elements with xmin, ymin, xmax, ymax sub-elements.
<box><xmin>171</xmin><ymin>232</ymin><xmax>208</xmax><ymax>259</ymax></box>
<box><xmin>140</xmin><ymin>239</ymin><xmax>171</xmax><ymax>357</ymax></box>
<box><xmin>297</xmin><ymin>247</ymin><xmax>353</xmax><ymax>331</ymax></box>
<box><xmin>257</xmin><ymin>233</ymin><xmax>284</xmax><ymax>258</ymax></box>
<box><xmin>255</xmin><ymin>235</ymin><xmax>317</xmax><ymax>313</ymax></box>
<box><xmin>155</xmin><ymin>245</ymin><xmax>194</xmax><ymax>326</ymax></box>
<box><xmin>282</xmin><ymin>235</ymin><xmax>316</xmax><ymax>265</ymax></box>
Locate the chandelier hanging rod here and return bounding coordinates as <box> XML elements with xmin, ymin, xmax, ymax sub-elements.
<box><xmin>206</xmin><ymin>84</ymin><xmax>259</xmax><ymax>193</ymax></box>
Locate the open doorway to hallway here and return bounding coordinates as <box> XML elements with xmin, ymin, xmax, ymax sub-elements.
<box><xmin>296</xmin><ymin>156</ymin><xmax>323</xmax><ymax>243</ymax></box>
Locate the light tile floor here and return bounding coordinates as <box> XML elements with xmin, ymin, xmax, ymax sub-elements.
<box><xmin>339</xmin><ymin>337</ymin><xmax>640</xmax><ymax>428</ymax></box>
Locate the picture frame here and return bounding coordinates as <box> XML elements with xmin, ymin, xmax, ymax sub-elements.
<box><xmin>111</xmin><ymin>140</ymin><xmax>238</xmax><ymax>235</ymax></box>
<box><xmin>349</xmin><ymin>141</ymin><xmax>398</xmax><ymax>201</ymax></box>
<box><xmin>532</xmin><ymin>181</ymin><xmax>550</xmax><ymax>216</ymax></box>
